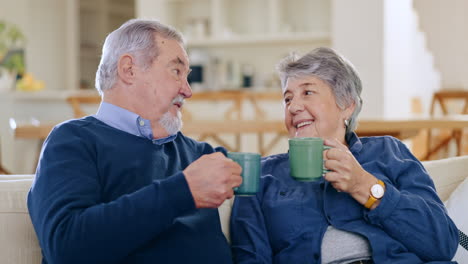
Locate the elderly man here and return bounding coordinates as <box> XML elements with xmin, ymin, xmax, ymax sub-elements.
<box><xmin>28</xmin><ymin>19</ymin><xmax>242</xmax><ymax>264</ymax></box>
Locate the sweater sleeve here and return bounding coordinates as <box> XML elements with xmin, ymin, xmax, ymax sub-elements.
<box><xmin>27</xmin><ymin>124</ymin><xmax>196</xmax><ymax>264</ymax></box>
<box><xmin>363</xmin><ymin>138</ymin><xmax>459</xmax><ymax>261</ymax></box>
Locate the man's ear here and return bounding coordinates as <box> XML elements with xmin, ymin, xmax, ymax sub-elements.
<box><xmin>117</xmin><ymin>54</ymin><xmax>135</xmax><ymax>84</ymax></box>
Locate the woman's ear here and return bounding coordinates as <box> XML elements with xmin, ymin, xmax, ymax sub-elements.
<box><xmin>117</xmin><ymin>54</ymin><xmax>135</xmax><ymax>85</ymax></box>
<box><xmin>343</xmin><ymin>102</ymin><xmax>356</xmax><ymax>121</ymax></box>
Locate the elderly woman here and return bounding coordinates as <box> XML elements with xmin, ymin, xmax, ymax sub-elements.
<box><xmin>230</xmin><ymin>47</ymin><xmax>458</xmax><ymax>264</ymax></box>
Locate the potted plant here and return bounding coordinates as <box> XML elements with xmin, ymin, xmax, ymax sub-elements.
<box><xmin>0</xmin><ymin>20</ymin><xmax>26</xmax><ymax>92</ymax></box>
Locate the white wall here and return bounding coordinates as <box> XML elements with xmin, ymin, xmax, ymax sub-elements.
<box><xmin>414</xmin><ymin>0</ymin><xmax>468</xmax><ymax>89</ymax></box>
<box><xmin>0</xmin><ymin>0</ymin><xmax>77</xmax><ymax>91</ymax></box>
<box><xmin>384</xmin><ymin>0</ymin><xmax>412</xmax><ymax>118</ymax></box>
<box><xmin>136</xmin><ymin>0</ymin><xmax>169</xmax><ymax>23</ymax></box>
<box><xmin>332</xmin><ymin>0</ymin><xmax>384</xmax><ymax>118</ymax></box>
<box><xmin>333</xmin><ymin>0</ymin><xmax>440</xmax><ymax>119</ymax></box>
<box><xmin>383</xmin><ymin>0</ymin><xmax>440</xmax><ymax>117</ymax></box>
<box><xmin>1</xmin><ymin>0</ymin><xmax>79</xmax><ymax>173</ymax></box>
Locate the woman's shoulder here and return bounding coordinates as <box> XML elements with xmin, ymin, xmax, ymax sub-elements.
<box><xmin>359</xmin><ymin>135</ymin><xmax>408</xmax><ymax>152</ymax></box>
<box><xmin>261</xmin><ymin>153</ymin><xmax>289</xmax><ymax>175</ymax></box>
<box><xmin>357</xmin><ymin>135</ymin><xmax>420</xmax><ymax>167</ymax></box>
<box><xmin>262</xmin><ymin>153</ymin><xmax>288</xmax><ymax>164</ymax></box>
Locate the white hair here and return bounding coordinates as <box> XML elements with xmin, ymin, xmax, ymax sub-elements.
<box><xmin>276</xmin><ymin>47</ymin><xmax>363</xmax><ymax>134</ymax></box>
<box><xmin>95</xmin><ymin>19</ymin><xmax>185</xmax><ymax>94</ymax></box>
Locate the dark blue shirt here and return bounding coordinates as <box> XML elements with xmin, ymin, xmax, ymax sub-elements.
<box><xmin>28</xmin><ymin>116</ymin><xmax>232</xmax><ymax>264</ymax></box>
<box><xmin>230</xmin><ymin>133</ymin><xmax>458</xmax><ymax>264</ymax></box>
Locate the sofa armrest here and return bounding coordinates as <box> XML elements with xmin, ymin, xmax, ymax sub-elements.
<box><xmin>422</xmin><ymin>156</ymin><xmax>468</xmax><ymax>201</ymax></box>
<box><xmin>0</xmin><ymin>176</ymin><xmax>42</xmax><ymax>263</ymax></box>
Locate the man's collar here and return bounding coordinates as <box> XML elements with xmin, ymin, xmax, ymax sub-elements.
<box><xmin>94</xmin><ymin>102</ymin><xmax>177</xmax><ymax>143</ymax></box>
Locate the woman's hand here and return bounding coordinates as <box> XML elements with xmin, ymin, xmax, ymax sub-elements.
<box><xmin>323</xmin><ymin>138</ymin><xmax>381</xmax><ymax>207</ymax></box>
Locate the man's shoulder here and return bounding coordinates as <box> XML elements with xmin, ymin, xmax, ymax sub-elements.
<box><xmin>175</xmin><ymin>132</ymin><xmax>223</xmax><ymax>154</ymax></box>
<box><xmin>48</xmin><ymin>116</ymin><xmax>117</xmax><ymax>143</ymax></box>
<box><xmin>50</xmin><ymin>116</ymin><xmax>97</xmax><ymax>134</ymax></box>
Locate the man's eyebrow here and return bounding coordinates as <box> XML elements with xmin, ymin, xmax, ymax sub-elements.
<box><xmin>168</xmin><ymin>57</ymin><xmax>186</xmax><ymax>67</ymax></box>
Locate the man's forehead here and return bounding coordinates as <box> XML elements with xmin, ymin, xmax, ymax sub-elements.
<box><xmin>157</xmin><ymin>38</ymin><xmax>190</xmax><ymax>66</ymax></box>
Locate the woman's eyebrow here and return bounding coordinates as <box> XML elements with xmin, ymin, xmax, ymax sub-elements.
<box><xmin>299</xmin><ymin>82</ymin><xmax>316</xmax><ymax>88</ymax></box>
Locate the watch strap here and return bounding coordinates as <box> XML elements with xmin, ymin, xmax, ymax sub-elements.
<box><xmin>364</xmin><ymin>180</ymin><xmax>385</xmax><ymax>209</ymax></box>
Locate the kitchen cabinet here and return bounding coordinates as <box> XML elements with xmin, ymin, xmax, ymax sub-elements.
<box><xmin>164</xmin><ymin>0</ymin><xmax>330</xmax><ymax>47</ymax></box>
<box><xmin>79</xmin><ymin>0</ymin><xmax>330</xmax><ymax>90</ymax></box>
<box><xmin>150</xmin><ymin>0</ymin><xmax>331</xmax><ymax>91</ymax></box>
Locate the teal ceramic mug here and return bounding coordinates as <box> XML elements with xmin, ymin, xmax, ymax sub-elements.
<box><xmin>288</xmin><ymin>137</ymin><xmax>331</xmax><ymax>181</ymax></box>
<box><xmin>227</xmin><ymin>152</ymin><xmax>261</xmax><ymax>196</ymax></box>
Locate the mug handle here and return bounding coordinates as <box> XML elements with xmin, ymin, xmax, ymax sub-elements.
<box><xmin>322</xmin><ymin>145</ymin><xmax>333</xmax><ymax>174</ymax></box>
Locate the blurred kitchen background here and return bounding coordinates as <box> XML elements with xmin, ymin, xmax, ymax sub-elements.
<box><xmin>1</xmin><ymin>0</ymin><xmax>468</xmax><ymax>174</ymax></box>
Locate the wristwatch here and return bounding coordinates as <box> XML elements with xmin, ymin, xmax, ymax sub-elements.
<box><xmin>364</xmin><ymin>180</ymin><xmax>385</xmax><ymax>209</ymax></box>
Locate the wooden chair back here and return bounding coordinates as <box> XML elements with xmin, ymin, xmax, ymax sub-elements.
<box><xmin>430</xmin><ymin>90</ymin><xmax>468</xmax><ymax>116</ymax></box>
<box><xmin>66</xmin><ymin>94</ymin><xmax>101</xmax><ymax>118</ymax></box>
<box><xmin>425</xmin><ymin>90</ymin><xmax>468</xmax><ymax>160</ymax></box>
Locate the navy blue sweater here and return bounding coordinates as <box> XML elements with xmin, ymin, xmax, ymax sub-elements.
<box><xmin>28</xmin><ymin>116</ymin><xmax>232</xmax><ymax>264</ymax></box>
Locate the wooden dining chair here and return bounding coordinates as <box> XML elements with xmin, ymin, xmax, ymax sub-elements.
<box><xmin>423</xmin><ymin>90</ymin><xmax>468</xmax><ymax>160</ymax></box>
<box><xmin>181</xmin><ymin>90</ymin><xmax>285</xmax><ymax>155</ymax></box>
<box><xmin>182</xmin><ymin>90</ymin><xmax>247</xmax><ymax>152</ymax></box>
<box><xmin>0</xmin><ymin>165</ymin><xmax>9</xmax><ymax>174</ymax></box>
<box><xmin>66</xmin><ymin>94</ymin><xmax>101</xmax><ymax>118</ymax></box>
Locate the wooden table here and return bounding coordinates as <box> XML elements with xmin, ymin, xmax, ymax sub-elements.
<box><xmin>13</xmin><ymin>115</ymin><xmax>468</xmax><ymax>156</ymax></box>
<box><xmin>357</xmin><ymin>116</ymin><xmax>468</xmax><ymax>139</ymax></box>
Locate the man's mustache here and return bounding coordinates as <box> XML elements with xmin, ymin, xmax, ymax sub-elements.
<box><xmin>172</xmin><ymin>95</ymin><xmax>185</xmax><ymax>107</ymax></box>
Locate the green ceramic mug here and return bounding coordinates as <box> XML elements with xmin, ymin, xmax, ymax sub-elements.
<box><xmin>288</xmin><ymin>137</ymin><xmax>332</xmax><ymax>181</ymax></box>
<box><xmin>227</xmin><ymin>152</ymin><xmax>261</xmax><ymax>196</ymax></box>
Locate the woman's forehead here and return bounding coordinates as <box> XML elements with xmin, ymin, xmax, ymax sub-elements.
<box><xmin>284</xmin><ymin>76</ymin><xmax>327</xmax><ymax>91</ymax></box>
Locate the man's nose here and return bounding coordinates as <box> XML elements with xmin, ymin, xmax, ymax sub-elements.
<box><xmin>181</xmin><ymin>79</ymin><xmax>192</xmax><ymax>98</ymax></box>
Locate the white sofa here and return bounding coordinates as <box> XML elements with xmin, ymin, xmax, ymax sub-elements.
<box><xmin>1</xmin><ymin>156</ymin><xmax>467</xmax><ymax>264</ymax></box>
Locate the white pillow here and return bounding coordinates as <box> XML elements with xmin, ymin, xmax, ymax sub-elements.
<box><xmin>444</xmin><ymin>177</ymin><xmax>468</xmax><ymax>262</ymax></box>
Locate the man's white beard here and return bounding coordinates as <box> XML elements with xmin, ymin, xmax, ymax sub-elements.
<box><xmin>159</xmin><ymin>110</ymin><xmax>182</xmax><ymax>136</ymax></box>
<box><xmin>159</xmin><ymin>95</ymin><xmax>184</xmax><ymax>135</ymax></box>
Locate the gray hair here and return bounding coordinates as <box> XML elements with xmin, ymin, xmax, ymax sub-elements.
<box><xmin>95</xmin><ymin>19</ymin><xmax>185</xmax><ymax>94</ymax></box>
<box><xmin>276</xmin><ymin>47</ymin><xmax>363</xmax><ymax>134</ymax></box>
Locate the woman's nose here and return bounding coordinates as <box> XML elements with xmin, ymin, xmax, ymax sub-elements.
<box><xmin>288</xmin><ymin>98</ymin><xmax>304</xmax><ymax>114</ymax></box>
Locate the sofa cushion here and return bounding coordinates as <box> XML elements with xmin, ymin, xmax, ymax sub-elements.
<box><xmin>0</xmin><ymin>175</ymin><xmax>36</xmax><ymax>181</ymax></box>
<box><xmin>0</xmin><ymin>178</ymin><xmax>42</xmax><ymax>264</ymax></box>
<box><xmin>219</xmin><ymin>197</ymin><xmax>234</xmax><ymax>243</ymax></box>
<box><xmin>445</xmin><ymin>177</ymin><xmax>468</xmax><ymax>262</ymax></box>
<box><xmin>422</xmin><ymin>155</ymin><xmax>468</xmax><ymax>201</ymax></box>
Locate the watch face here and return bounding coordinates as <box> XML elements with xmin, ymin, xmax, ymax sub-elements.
<box><xmin>371</xmin><ymin>184</ymin><xmax>385</xmax><ymax>199</ymax></box>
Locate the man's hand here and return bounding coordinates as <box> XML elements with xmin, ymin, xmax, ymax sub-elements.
<box><xmin>183</xmin><ymin>152</ymin><xmax>243</xmax><ymax>208</ymax></box>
